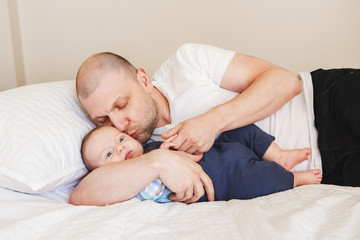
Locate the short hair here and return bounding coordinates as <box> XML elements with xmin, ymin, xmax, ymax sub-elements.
<box><xmin>76</xmin><ymin>52</ymin><xmax>137</xmax><ymax>99</ymax></box>
<box><xmin>81</xmin><ymin>126</ymin><xmax>106</xmax><ymax>171</ymax></box>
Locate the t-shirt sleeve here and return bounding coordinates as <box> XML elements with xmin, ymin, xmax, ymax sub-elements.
<box><xmin>153</xmin><ymin>43</ymin><xmax>236</xmax><ymax>87</ymax></box>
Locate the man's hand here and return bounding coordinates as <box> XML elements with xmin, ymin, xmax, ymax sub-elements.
<box><xmin>161</xmin><ymin>112</ymin><xmax>220</xmax><ymax>154</ymax></box>
<box><xmin>151</xmin><ymin>149</ymin><xmax>214</xmax><ymax>203</ymax></box>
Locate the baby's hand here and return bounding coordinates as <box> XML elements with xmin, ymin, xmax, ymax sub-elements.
<box><xmin>160</xmin><ymin>134</ymin><xmax>177</xmax><ymax>150</ymax></box>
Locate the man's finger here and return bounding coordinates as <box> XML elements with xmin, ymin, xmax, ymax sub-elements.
<box><xmin>184</xmin><ymin>194</ymin><xmax>200</xmax><ymax>204</ymax></box>
<box><xmin>171</xmin><ymin>134</ymin><xmax>189</xmax><ymax>150</ymax></box>
<box><xmin>171</xmin><ymin>189</ymin><xmax>191</xmax><ymax>202</ymax></box>
<box><xmin>188</xmin><ymin>153</ymin><xmax>203</xmax><ymax>163</ymax></box>
<box><xmin>162</xmin><ymin>123</ymin><xmax>182</xmax><ymax>139</ymax></box>
<box><xmin>168</xmin><ymin>191</ymin><xmax>185</xmax><ymax>202</ymax></box>
<box><xmin>164</xmin><ymin>134</ymin><xmax>177</xmax><ymax>143</ymax></box>
<box><xmin>169</xmin><ymin>187</ymin><xmax>193</xmax><ymax>202</ymax></box>
<box><xmin>185</xmin><ymin>145</ymin><xmax>198</xmax><ymax>154</ymax></box>
<box><xmin>184</xmin><ymin>181</ymin><xmax>205</xmax><ymax>203</ymax></box>
<box><xmin>184</xmin><ymin>174</ymin><xmax>213</xmax><ymax>203</ymax></box>
<box><xmin>202</xmin><ymin>172</ymin><xmax>214</xmax><ymax>201</ymax></box>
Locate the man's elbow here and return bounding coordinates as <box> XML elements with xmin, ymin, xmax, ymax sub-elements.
<box><xmin>68</xmin><ymin>188</ymin><xmax>94</xmax><ymax>206</ymax></box>
<box><xmin>286</xmin><ymin>71</ymin><xmax>302</xmax><ymax>98</ymax></box>
<box><xmin>293</xmin><ymin>75</ymin><xmax>302</xmax><ymax>96</ymax></box>
<box><xmin>68</xmin><ymin>190</ymin><xmax>83</xmax><ymax>206</ymax></box>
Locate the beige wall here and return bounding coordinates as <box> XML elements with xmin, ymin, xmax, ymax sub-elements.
<box><xmin>1</xmin><ymin>0</ymin><xmax>360</xmax><ymax>91</ymax></box>
<box><xmin>0</xmin><ymin>0</ymin><xmax>17</xmax><ymax>91</ymax></box>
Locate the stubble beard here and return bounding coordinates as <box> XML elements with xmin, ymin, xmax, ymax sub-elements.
<box><xmin>136</xmin><ymin>97</ymin><xmax>159</xmax><ymax>144</ymax></box>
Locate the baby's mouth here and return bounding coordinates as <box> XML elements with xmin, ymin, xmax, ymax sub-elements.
<box><xmin>125</xmin><ymin>150</ymin><xmax>133</xmax><ymax>160</ymax></box>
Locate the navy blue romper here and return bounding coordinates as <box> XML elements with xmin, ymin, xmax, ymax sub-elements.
<box><xmin>143</xmin><ymin>124</ymin><xmax>294</xmax><ymax>201</ymax></box>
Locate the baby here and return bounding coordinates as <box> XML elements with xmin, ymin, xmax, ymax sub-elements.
<box><xmin>81</xmin><ymin>124</ymin><xmax>322</xmax><ymax>203</ymax></box>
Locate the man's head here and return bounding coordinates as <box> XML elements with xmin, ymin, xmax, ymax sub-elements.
<box><xmin>82</xmin><ymin>126</ymin><xmax>144</xmax><ymax>171</ymax></box>
<box><xmin>76</xmin><ymin>52</ymin><xmax>160</xmax><ymax>144</ymax></box>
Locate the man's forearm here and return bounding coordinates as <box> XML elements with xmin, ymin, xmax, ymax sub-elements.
<box><xmin>214</xmin><ymin>67</ymin><xmax>301</xmax><ymax>133</ymax></box>
<box><xmin>69</xmin><ymin>149</ymin><xmax>214</xmax><ymax>206</ymax></box>
<box><xmin>69</xmin><ymin>152</ymin><xmax>158</xmax><ymax>206</ymax></box>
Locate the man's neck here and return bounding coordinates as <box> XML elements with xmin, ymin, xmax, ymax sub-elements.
<box><xmin>153</xmin><ymin>87</ymin><xmax>171</xmax><ymax>128</ymax></box>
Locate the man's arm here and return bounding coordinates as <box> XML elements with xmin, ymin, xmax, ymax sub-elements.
<box><xmin>162</xmin><ymin>53</ymin><xmax>301</xmax><ymax>153</ymax></box>
<box><xmin>216</xmin><ymin>53</ymin><xmax>301</xmax><ymax>130</ymax></box>
<box><xmin>69</xmin><ymin>149</ymin><xmax>214</xmax><ymax>206</ymax></box>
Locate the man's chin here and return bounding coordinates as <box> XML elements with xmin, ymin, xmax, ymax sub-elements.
<box><xmin>136</xmin><ymin>133</ymin><xmax>151</xmax><ymax>144</ymax></box>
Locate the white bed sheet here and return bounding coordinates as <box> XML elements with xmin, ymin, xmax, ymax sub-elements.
<box><xmin>1</xmin><ymin>184</ymin><xmax>359</xmax><ymax>240</ymax></box>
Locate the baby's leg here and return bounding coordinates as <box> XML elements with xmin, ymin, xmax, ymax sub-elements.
<box><xmin>216</xmin><ymin>124</ymin><xmax>274</xmax><ymax>160</ymax></box>
<box><xmin>263</xmin><ymin>142</ymin><xmax>311</xmax><ymax>171</ymax></box>
<box><xmin>293</xmin><ymin>169</ymin><xmax>322</xmax><ymax>187</ymax></box>
<box><xmin>199</xmin><ymin>142</ymin><xmax>295</xmax><ymax>201</ymax></box>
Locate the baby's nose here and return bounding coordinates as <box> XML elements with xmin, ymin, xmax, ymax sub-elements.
<box><xmin>115</xmin><ymin>144</ymin><xmax>124</xmax><ymax>154</ymax></box>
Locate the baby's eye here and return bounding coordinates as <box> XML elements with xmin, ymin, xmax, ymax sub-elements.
<box><xmin>106</xmin><ymin>151</ymin><xmax>112</xmax><ymax>159</ymax></box>
<box><xmin>119</xmin><ymin>137</ymin><xmax>125</xmax><ymax>143</ymax></box>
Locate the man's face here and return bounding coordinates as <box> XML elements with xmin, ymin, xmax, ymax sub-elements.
<box><xmin>84</xmin><ymin>126</ymin><xmax>144</xmax><ymax>170</ymax></box>
<box><xmin>80</xmin><ymin>70</ymin><xmax>159</xmax><ymax>144</ymax></box>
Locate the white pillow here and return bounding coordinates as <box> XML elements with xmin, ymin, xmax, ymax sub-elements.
<box><xmin>0</xmin><ymin>80</ymin><xmax>94</xmax><ymax>193</ymax></box>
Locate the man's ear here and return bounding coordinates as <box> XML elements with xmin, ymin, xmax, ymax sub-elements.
<box><xmin>136</xmin><ymin>67</ymin><xmax>153</xmax><ymax>92</ymax></box>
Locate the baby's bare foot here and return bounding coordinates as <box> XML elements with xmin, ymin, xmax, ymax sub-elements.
<box><xmin>280</xmin><ymin>148</ymin><xmax>311</xmax><ymax>171</ymax></box>
<box><xmin>293</xmin><ymin>169</ymin><xmax>322</xmax><ymax>187</ymax></box>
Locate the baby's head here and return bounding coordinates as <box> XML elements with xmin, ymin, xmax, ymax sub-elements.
<box><xmin>82</xmin><ymin>126</ymin><xmax>144</xmax><ymax>171</ymax></box>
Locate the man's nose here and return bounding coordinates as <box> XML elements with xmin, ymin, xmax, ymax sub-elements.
<box><xmin>109</xmin><ymin>112</ymin><xmax>128</xmax><ymax>133</ymax></box>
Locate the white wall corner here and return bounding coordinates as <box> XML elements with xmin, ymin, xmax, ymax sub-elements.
<box><xmin>0</xmin><ymin>0</ymin><xmax>17</xmax><ymax>91</ymax></box>
<box><xmin>7</xmin><ymin>0</ymin><xmax>26</xmax><ymax>87</ymax></box>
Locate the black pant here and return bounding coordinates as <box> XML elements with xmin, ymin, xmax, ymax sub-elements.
<box><xmin>311</xmin><ymin>68</ymin><xmax>360</xmax><ymax>186</ymax></box>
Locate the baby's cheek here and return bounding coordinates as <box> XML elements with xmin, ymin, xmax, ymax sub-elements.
<box><xmin>132</xmin><ymin>150</ymin><xmax>143</xmax><ymax>159</ymax></box>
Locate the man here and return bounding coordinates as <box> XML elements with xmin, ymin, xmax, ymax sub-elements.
<box><xmin>70</xmin><ymin>43</ymin><xmax>359</xmax><ymax>206</ymax></box>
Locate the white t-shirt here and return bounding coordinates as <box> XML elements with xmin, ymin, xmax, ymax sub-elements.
<box><xmin>151</xmin><ymin>43</ymin><xmax>321</xmax><ymax>172</ymax></box>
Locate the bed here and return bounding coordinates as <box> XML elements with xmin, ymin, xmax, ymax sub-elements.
<box><xmin>1</xmin><ymin>81</ymin><xmax>360</xmax><ymax>239</ymax></box>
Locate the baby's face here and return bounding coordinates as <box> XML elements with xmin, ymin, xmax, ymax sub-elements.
<box><xmin>85</xmin><ymin>126</ymin><xmax>144</xmax><ymax>170</ymax></box>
